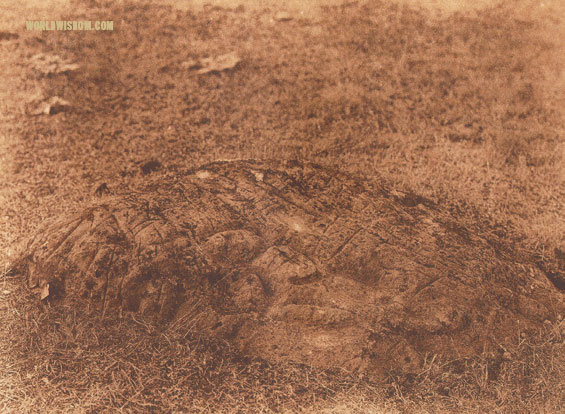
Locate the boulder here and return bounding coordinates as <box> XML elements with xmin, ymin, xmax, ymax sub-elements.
<box><xmin>12</xmin><ymin>160</ymin><xmax>563</xmax><ymax>375</ymax></box>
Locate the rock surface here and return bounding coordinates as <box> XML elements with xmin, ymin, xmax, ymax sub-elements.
<box><xmin>12</xmin><ymin>160</ymin><xmax>564</xmax><ymax>375</ymax></box>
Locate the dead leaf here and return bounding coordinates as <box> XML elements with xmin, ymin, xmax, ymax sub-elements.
<box><xmin>196</xmin><ymin>52</ymin><xmax>240</xmax><ymax>75</ymax></box>
<box><xmin>29</xmin><ymin>53</ymin><xmax>80</xmax><ymax>76</ymax></box>
<box><xmin>32</xmin><ymin>96</ymin><xmax>71</xmax><ymax>116</ymax></box>
<box><xmin>40</xmin><ymin>283</ymin><xmax>50</xmax><ymax>300</ymax></box>
<box><xmin>180</xmin><ymin>59</ymin><xmax>201</xmax><ymax>70</ymax></box>
<box><xmin>274</xmin><ymin>11</ymin><xmax>292</xmax><ymax>22</ymax></box>
<box><xmin>29</xmin><ymin>277</ymin><xmax>38</xmax><ymax>288</ymax></box>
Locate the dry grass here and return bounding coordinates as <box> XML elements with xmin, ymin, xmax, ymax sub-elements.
<box><xmin>1</xmin><ymin>0</ymin><xmax>564</xmax><ymax>412</ymax></box>
<box><xmin>2</xmin><ymin>269</ymin><xmax>563</xmax><ymax>413</ymax></box>
<box><xmin>1</xmin><ymin>273</ymin><xmax>563</xmax><ymax>413</ymax></box>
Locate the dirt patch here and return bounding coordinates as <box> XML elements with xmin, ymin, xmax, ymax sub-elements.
<box><xmin>11</xmin><ymin>160</ymin><xmax>563</xmax><ymax>376</ymax></box>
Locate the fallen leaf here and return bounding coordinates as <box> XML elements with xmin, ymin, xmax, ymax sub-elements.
<box><xmin>180</xmin><ymin>59</ymin><xmax>201</xmax><ymax>70</ymax></box>
<box><xmin>29</xmin><ymin>53</ymin><xmax>80</xmax><ymax>76</ymax></box>
<box><xmin>29</xmin><ymin>277</ymin><xmax>38</xmax><ymax>288</ymax></box>
<box><xmin>32</xmin><ymin>96</ymin><xmax>71</xmax><ymax>116</ymax></box>
<box><xmin>274</xmin><ymin>11</ymin><xmax>292</xmax><ymax>22</ymax></box>
<box><xmin>197</xmin><ymin>52</ymin><xmax>240</xmax><ymax>75</ymax></box>
<box><xmin>40</xmin><ymin>283</ymin><xmax>50</xmax><ymax>300</ymax></box>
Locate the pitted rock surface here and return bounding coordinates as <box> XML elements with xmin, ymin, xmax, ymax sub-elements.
<box><xmin>12</xmin><ymin>160</ymin><xmax>564</xmax><ymax>375</ymax></box>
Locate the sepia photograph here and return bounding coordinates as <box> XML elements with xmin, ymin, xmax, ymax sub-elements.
<box><xmin>0</xmin><ymin>0</ymin><xmax>563</xmax><ymax>412</ymax></box>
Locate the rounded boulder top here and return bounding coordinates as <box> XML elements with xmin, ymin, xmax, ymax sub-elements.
<box><xmin>11</xmin><ymin>160</ymin><xmax>564</xmax><ymax>375</ymax></box>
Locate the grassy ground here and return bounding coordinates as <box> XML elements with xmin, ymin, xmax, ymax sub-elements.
<box><xmin>0</xmin><ymin>0</ymin><xmax>564</xmax><ymax>412</ymax></box>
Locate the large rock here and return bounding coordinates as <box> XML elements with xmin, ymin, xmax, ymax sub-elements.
<box><xmin>12</xmin><ymin>160</ymin><xmax>564</xmax><ymax>375</ymax></box>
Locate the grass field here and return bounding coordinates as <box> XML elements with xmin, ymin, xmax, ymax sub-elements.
<box><xmin>0</xmin><ymin>0</ymin><xmax>563</xmax><ymax>412</ymax></box>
